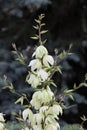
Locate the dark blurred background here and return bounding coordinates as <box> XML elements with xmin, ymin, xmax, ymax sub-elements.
<box><xmin>0</xmin><ymin>0</ymin><xmax>87</xmax><ymax>128</ymax></box>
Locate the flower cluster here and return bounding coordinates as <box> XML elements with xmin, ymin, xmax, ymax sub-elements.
<box><xmin>22</xmin><ymin>44</ymin><xmax>63</xmax><ymax>130</ymax></box>
<box><xmin>22</xmin><ymin>103</ymin><xmax>62</xmax><ymax>130</ymax></box>
<box><xmin>26</xmin><ymin>45</ymin><xmax>54</xmax><ymax>88</ymax></box>
<box><xmin>22</xmin><ymin>14</ymin><xmax>63</xmax><ymax>130</ymax></box>
<box><xmin>30</xmin><ymin>86</ymin><xmax>54</xmax><ymax>110</ymax></box>
<box><xmin>0</xmin><ymin>113</ymin><xmax>7</xmax><ymax>130</ymax></box>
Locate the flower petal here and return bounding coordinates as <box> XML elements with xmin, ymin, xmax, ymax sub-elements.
<box><xmin>35</xmin><ymin>45</ymin><xmax>48</xmax><ymax>59</ymax></box>
<box><xmin>29</xmin><ymin>59</ymin><xmax>42</xmax><ymax>71</ymax></box>
<box><xmin>38</xmin><ymin>69</ymin><xmax>48</xmax><ymax>81</ymax></box>
<box><xmin>43</xmin><ymin>55</ymin><xmax>54</xmax><ymax>67</ymax></box>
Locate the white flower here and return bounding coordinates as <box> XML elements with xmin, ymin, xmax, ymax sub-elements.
<box><xmin>44</xmin><ymin>123</ymin><xmax>60</xmax><ymax>130</ymax></box>
<box><xmin>29</xmin><ymin>59</ymin><xmax>42</xmax><ymax>71</ymax></box>
<box><xmin>30</xmin><ymin>99</ymin><xmax>41</xmax><ymax>110</ymax></box>
<box><xmin>0</xmin><ymin>123</ymin><xmax>5</xmax><ymax>130</ymax></box>
<box><xmin>34</xmin><ymin>113</ymin><xmax>43</xmax><ymax>125</ymax></box>
<box><xmin>22</xmin><ymin>127</ymin><xmax>29</xmax><ymax>130</ymax></box>
<box><xmin>22</xmin><ymin>108</ymin><xmax>33</xmax><ymax>121</ymax></box>
<box><xmin>30</xmin><ymin>88</ymin><xmax>54</xmax><ymax>110</ymax></box>
<box><xmin>46</xmin><ymin>86</ymin><xmax>54</xmax><ymax>100</ymax></box>
<box><xmin>27</xmin><ymin>73</ymin><xmax>41</xmax><ymax>88</ymax></box>
<box><xmin>41</xmin><ymin>87</ymin><xmax>54</xmax><ymax>104</ymax></box>
<box><xmin>38</xmin><ymin>69</ymin><xmax>48</xmax><ymax>81</ymax></box>
<box><xmin>40</xmin><ymin>106</ymin><xmax>49</xmax><ymax>114</ymax></box>
<box><xmin>45</xmin><ymin>115</ymin><xmax>56</xmax><ymax>125</ymax></box>
<box><xmin>33</xmin><ymin>125</ymin><xmax>42</xmax><ymax>130</ymax></box>
<box><xmin>35</xmin><ymin>45</ymin><xmax>48</xmax><ymax>59</ymax></box>
<box><xmin>52</xmin><ymin>104</ymin><xmax>62</xmax><ymax>116</ymax></box>
<box><xmin>46</xmin><ymin>104</ymin><xmax>62</xmax><ymax>120</ymax></box>
<box><xmin>30</xmin><ymin>91</ymin><xmax>42</xmax><ymax>110</ymax></box>
<box><xmin>43</xmin><ymin>55</ymin><xmax>54</xmax><ymax>67</ymax></box>
<box><xmin>0</xmin><ymin>113</ymin><xmax>5</xmax><ymax>122</ymax></box>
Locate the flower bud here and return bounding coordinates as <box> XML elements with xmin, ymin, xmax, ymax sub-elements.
<box><xmin>35</xmin><ymin>45</ymin><xmax>48</xmax><ymax>59</ymax></box>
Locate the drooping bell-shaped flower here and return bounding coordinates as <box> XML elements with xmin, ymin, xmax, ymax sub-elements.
<box><xmin>35</xmin><ymin>45</ymin><xmax>48</xmax><ymax>59</ymax></box>
<box><xmin>43</xmin><ymin>55</ymin><xmax>54</xmax><ymax>68</ymax></box>
<box><xmin>0</xmin><ymin>123</ymin><xmax>5</xmax><ymax>130</ymax></box>
<box><xmin>0</xmin><ymin>113</ymin><xmax>5</xmax><ymax>122</ymax></box>
<box><xmin>29</xmin><ymin>59</ymin><xmax>42</xmax><ymax>71</ymax></box>
<box><xmin>34</xmin><ymin>113</ymin><xmax>43</xmax><ymax>125</ymax></box>
<box><xmin>44</xmin><ymin>123</ymin><xmax>60</xmax><ymax>130</ymax></box>
<box><xmin>22</xmin><ymin>108</ymin><xmax>33</xmax><ymax>121</ymax></box>
<box><xmin>37</xmin><ymin>69</ymin><xmax>48</xmax><ymax>81</ymax></box>
<box><xmin>27</xmin><ymin>73</ymin><xmax>41</xmax><ymax>88</ymax></box>
<box><xmin>33</xmin><ymin>125</ymin><xmax>42</xmax><ymax>130</ymax></box>
<box><xmin>30</xmin><ymin>91</ymin><xmax>42</xmax><ymax>110</ymax></box>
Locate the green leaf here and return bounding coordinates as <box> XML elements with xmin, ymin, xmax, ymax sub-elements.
<box><xmin>51</xmin><ymin>81</ymin><xmax>57</xmax><ymax>87</ymax></box>
<box><xmin>85</xmin><ymin>73</ymin><xmax>87</xmax><ymax>80</ymax></box>
<box><xmin>58</xmin><ymin>50</ymin><xmax>67</xmax><ymax>60</ymax></box>
<box><xmin>33</xmin><ymin>25</ymin><xmax>38</xmax><ymax>30</ymax></box>
<box><xmin>64</xmin><ymin>89</ymin><xmax>74</xmax><ymax>94</ymax></box>
<box><xmin>40</xmin><ymin>30</ymin><xmax>48</xmax><ymax>34</ymax></box>
<box><xmin>16</xmin><ymin>57</ymin><xmax>25</xmax><ymax>65</ymax></box>
<box><xmin>69</xmin><ymin>44</ymin><xmax>72</xmax><ymax>50</ymax></box>
<box><xmin>41</xmin><ymin>23</ymin><xmax>46</xmax><ymax>27</ymax></box>
<box><xmin>30</xmin><ymin>36</ymin><xmax>38</xmax><ymax>40</ymax></box>
<box><xmin>73</xmin><ymin>83</ymin><xmax>77</xmax><ymax>90</ymax></box>
<box><xmin>42</xmin><ymin>39</ymin><xmax>47</xmax><ymax>44</ymax></box>
<box><xmin>12</xmin><ymin>43</ymin><xmax>17</xmax><ymax>51</ymax></box>
<box><xmin>15</xmin><ymin>96</ymin><xmax>24</xmax><ymax>105</ymax></box>
<box><xmin>79</xmin><ymin>82</ymin><xmax>87</xmax><ymax>87</ymax></box>
<box><xmin>68</xmin><ymin>94</ymin><xmax>74</xmax><ymax>101</ymax></box>
<box><xmin>35</xmin><ymin>19</ymin><xmax>40</xmax><ymax>24</ymax></box>
<box><xmin>56</xmin><ymin>66</ymin><xmax>62</xmax><ymax>74</ymax></box>
<box><xmin>81</xmin><ymin>115</ymin><xmax>87</xmax><ymax>122</ymax></box>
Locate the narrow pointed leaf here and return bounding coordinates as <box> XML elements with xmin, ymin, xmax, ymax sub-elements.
<box><xmin>40</xmin><ymin>30</ymin><xmax>48</xmax><ymax>34</ymax></box>
<box><xmin>30</xmin><ymin>36</ymin><xmax>38</xmax><ymax>40</ymax></box>
<box><xmin>33</xmin><ymin>25</ymin><xmax>38</xmax><ymax>30</ymax></box>
<box><xmin>41</xmin><ymin>23</ymin><xmax>45</xmax><ymax>27</ymax></box>
<box><xmin>15</xmin><ymin>96</ymin><xmax>24</xmax><ymax>105</ymax></box>
<box><xmin>35</xmin><ymin>19</ymin><xmax>40</xmax><ymax>24</ymax></box>
<box><xmin>42</xmin><ymin>39</ymin><xmax>47</xmax><ymax>44</ymax></box>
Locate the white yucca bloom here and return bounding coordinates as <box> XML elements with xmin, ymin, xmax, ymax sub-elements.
<box><xmin>22</xmin><ymin>108</ymin><xmax>33</xmax><ymax>123</ymax></box>
<box><xmin>35</xmin><ymin>45</ymin><xmax>48</xmax><ymax>59</ymax></box>
<box><xmin>43</xmin><ymin>55</ymin><xmax>54</xmax><ymax>68</ymax></box>
<box><xmin>30</xmin><ymin>91</ymin><xmax>42</xmax><ymax>110</ymax></box>
<box><xmin>22</xmin><ymin>127</ymin><xmax>29</xmax><ymax>130</ymax></box>
<box><xmin>37</xmin><ymin>69</ymin><xmax>48</xmax><ymax>81</ymax></box>
<box><xmin>46</xmin><ymin>86</ymin><xmax>54</xmax><ymax>100</ymax></box>
<box><xmin>0</xmin><ymin>113</ymin><xmax>5</xmax><ymax>122</ymax></box>
<box><xmin>46</xmin><ymin>104</ymin><xmax>62</xmax><ymax>119</ymax></box>
<box><xmin>40</xmin><ymin>106</ymin><xmax>49</xmax><ymax>114</ymax></box>
<box><xmin>34</xmin><ymin>113</ymin><xmax>43</xmax><ymax>125</ymax></box>
<box><xmin>29</xmin><ymin>59</ymin><xmax>42</xmax><ymax>71</ymax></box>
<box><xmin>30</xmin><ymin>88</ymin><xmax>54</xmax><ymax>110</ymax></box>
<box><xmin>0</xmin><ymin>123</ymin><xmax>5</xmax><ymax>130</ymax></box>
<box><xmin>33</xmin><ymin>125</ymin><xmax>42</xmax><ymax>130</ymax></box>
<box><xmin>44</xmin><ymin>123</ymin><xmax>60</xmax><ymax>130</ymax></box>
<box><xmin>45</xmin><ymin>115</ymin><xmax>56</xmax><ymax>125</ymax></box>
<box><xmin>27</xmin><ymin>73</ymin><xmax>41</xmax><ymax>88</ymax></box>
<box><xmin>52</xmin><ymin>104</ymin><xmax>62</xmax><ymax>116</ymax></box>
